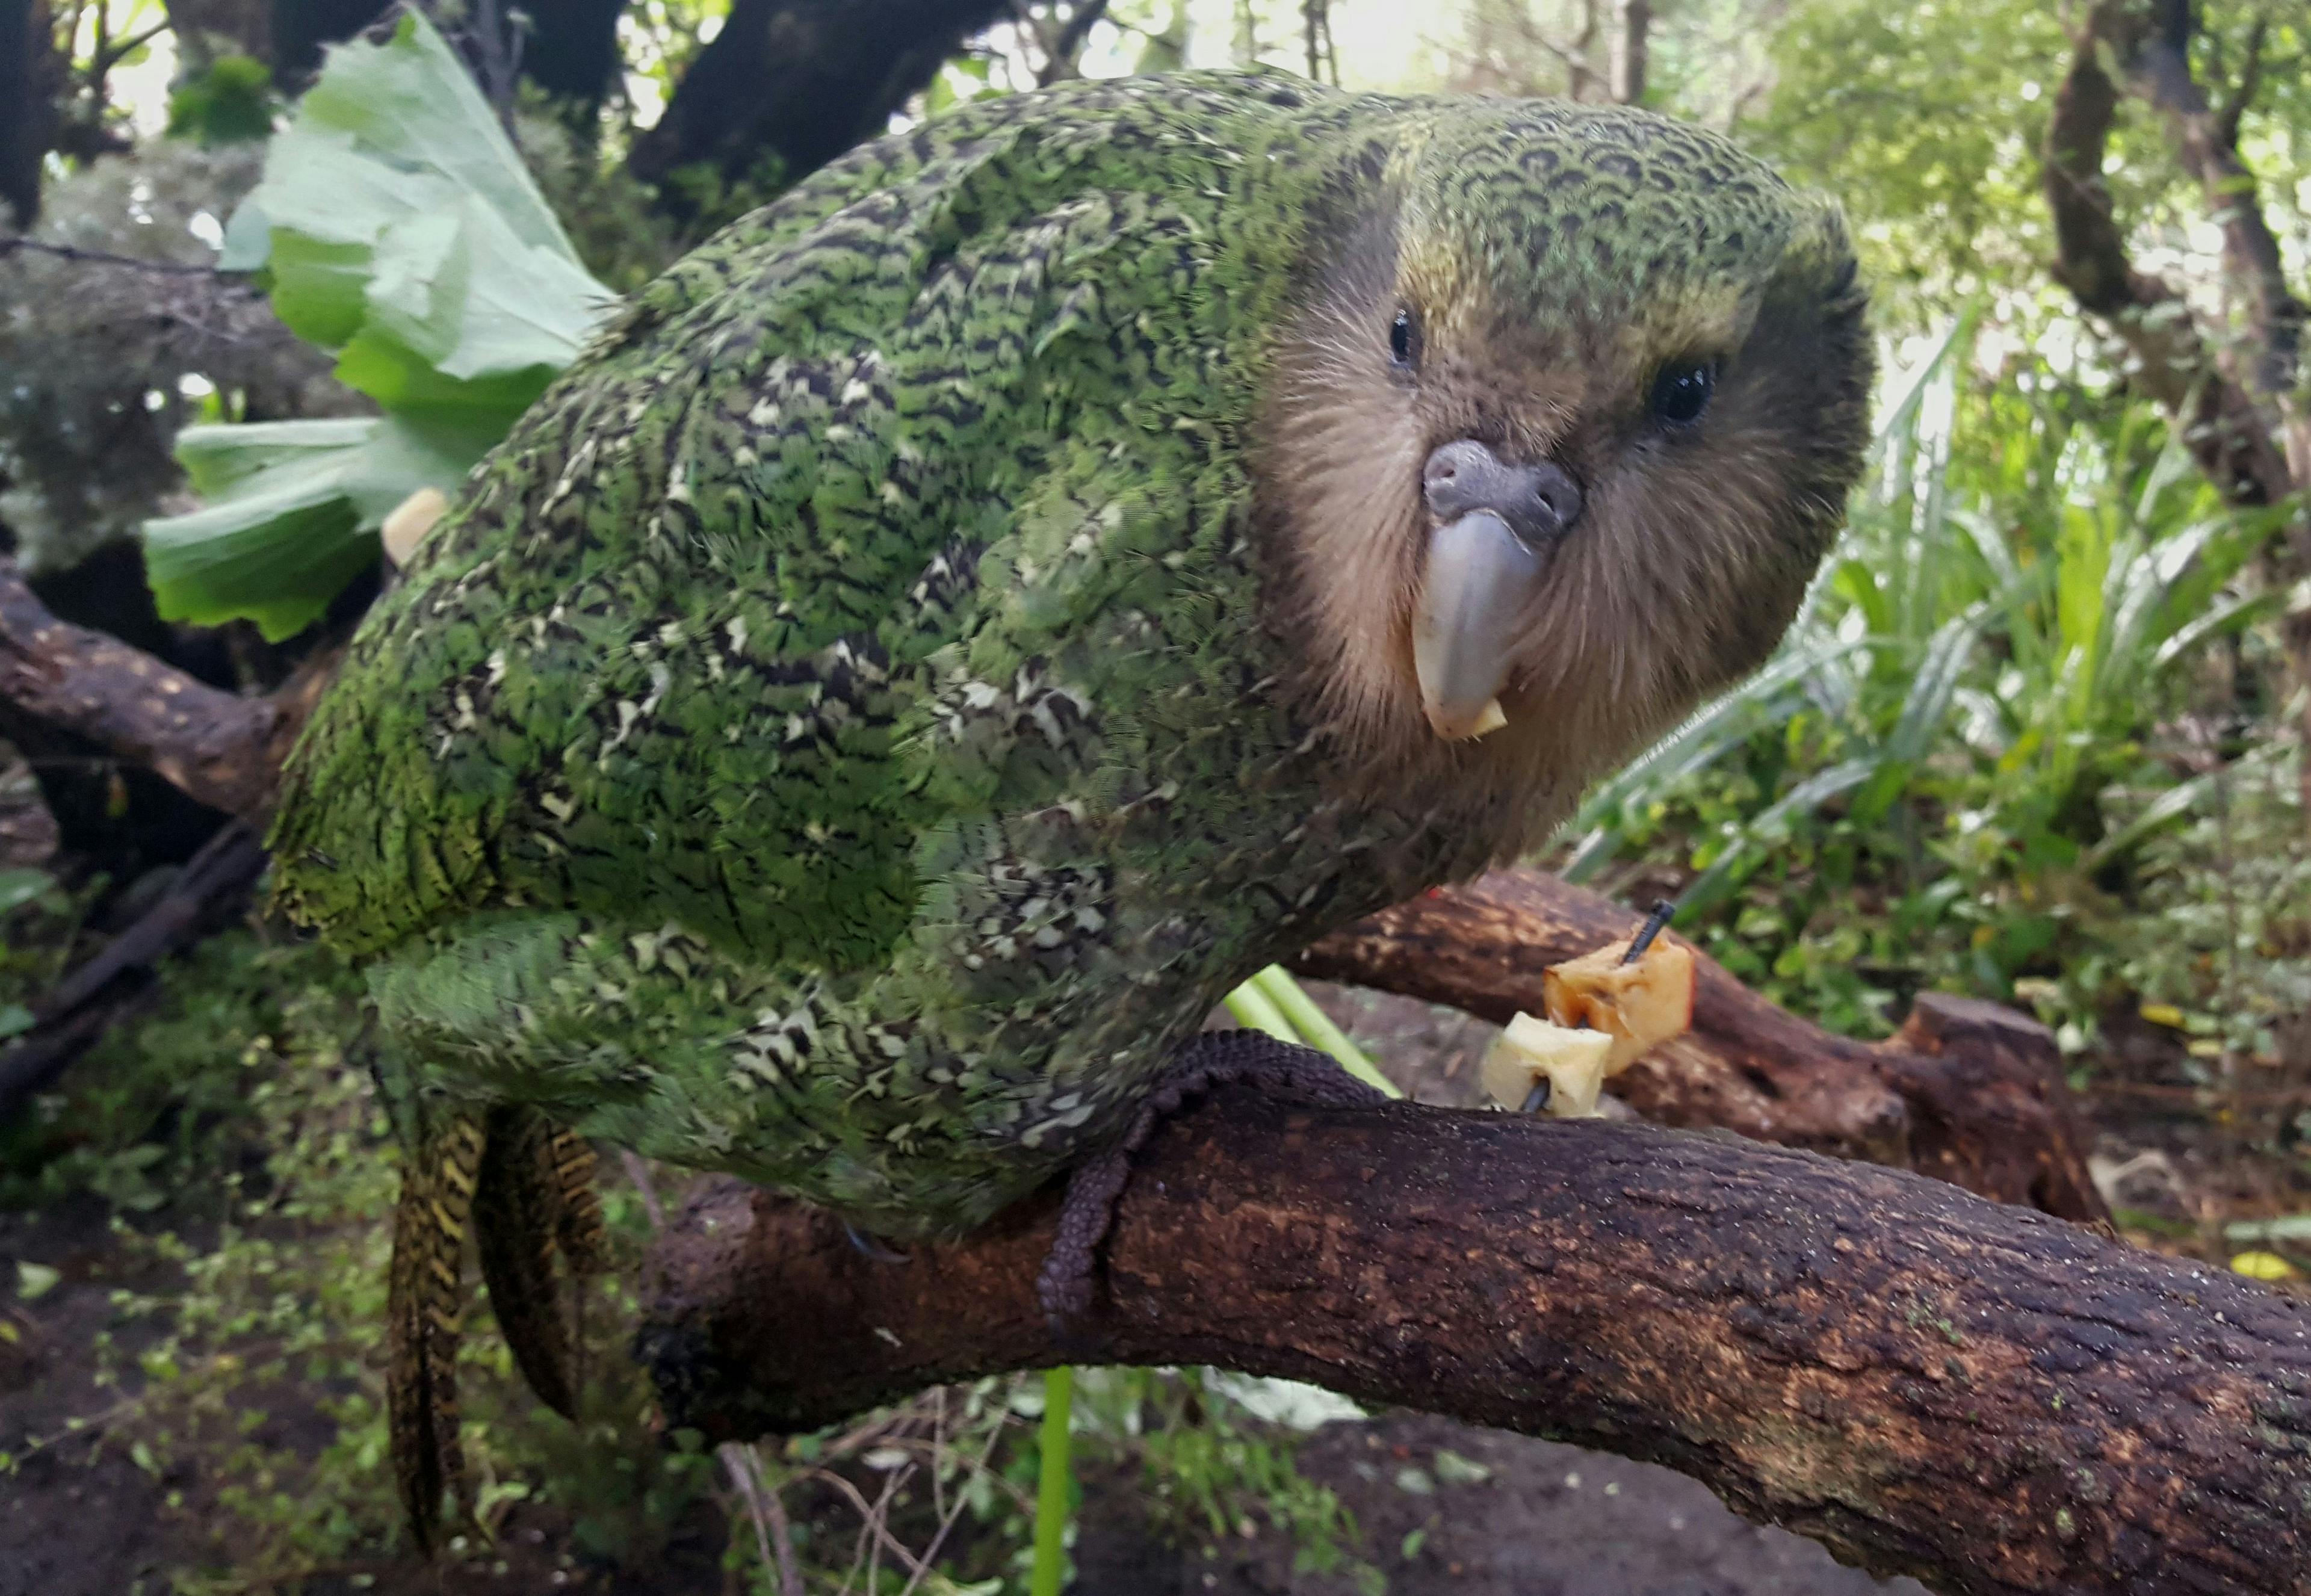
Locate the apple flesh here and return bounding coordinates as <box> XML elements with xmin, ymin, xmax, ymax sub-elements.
<box><xmin>1482</xmin><ymin>1013</ymin><xmax>1613</xmax><ymax>1118</ymax></box>
<box><xmin>1542</xmin><ymin>935</ymin><xmax>1697</xmax><ymax>1077</ymax></box>
<box><xmin>1481</xmin><ymin>933</ymin><xmax>1700</xmax><ymax>1119</ymax></box>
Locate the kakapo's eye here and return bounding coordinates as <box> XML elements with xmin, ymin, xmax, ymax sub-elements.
<box><xmin>1650</xmin><ymin>360</ymin><xmax>1717</xmax><ymax>427</ymax></box>
<box><xmin>1388</xmin><ymin>306</ymin><xmax>1420</xmax><ymax>371</ymax></box>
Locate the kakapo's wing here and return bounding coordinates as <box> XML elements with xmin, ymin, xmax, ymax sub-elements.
<box><xmin>268</xmin><ymin>70</ymin><xmax>1338</xmax><ymax>977</ymax></box>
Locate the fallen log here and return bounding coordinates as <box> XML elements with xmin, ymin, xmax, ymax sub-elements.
<box><xmin>1297</xmin><ymin>868</ymin><xmax>2109</xmax><ymax>1224</ymax></box>
<box><xmin>637</xmin><ymin>1084</ymin><xmax>2309</xmax><ymax>1596</ymax></box>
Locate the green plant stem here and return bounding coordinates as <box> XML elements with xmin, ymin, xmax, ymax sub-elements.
<box><xmin>1030</xmin><ymin>1365</ymin><xmax>1075</xmax><ymax>1596</ymax></box>
<box><xmin>1249</xmin><ymin>966</ymin><xmax>1399</xmax><ymax>1098</ymax></box>
<box><xmin>1222</xmin><ymin>976</ymin><xmax>1296</xmax><ymax>1041</ymax></box>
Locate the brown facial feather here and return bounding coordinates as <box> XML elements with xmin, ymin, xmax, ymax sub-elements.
<box><xmin>1254</xmin><ymin>164</ymin><xmax>1871</xmax><ymax>870</ymax></box>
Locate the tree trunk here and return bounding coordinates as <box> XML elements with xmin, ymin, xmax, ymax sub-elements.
<box><xmin>626</xmin><ymin>0</ymin><xmax>1012</xmax><ymax>212</ymax></box>
<box><xmin>1609</xmin><ymin>0</ymin><xmax>1648</xmax><ymax>104</ymax></box>
<box><xmin>639</xmin><ymin>1084</ymin><xmax>2311</xmax><ymax>1596</ymax></box>
<box><xmin>161</xmin><ymin>0</ymin><xmax>273</xmax><ymax>66</ymax></box>
<box><xmin>516</xmin><ymin>0</ymin><xmax>629</xmax><ymax>117</ymax></box>
<box><xmin>0</xmin><ymin>0</ymin><xmax>59</xmax><ymax>227</ymax></box>
<box><xmin>2044</xmin><ymin>1</ymin><xmax>2311</xmax><ymax>797</ymax></box>
<box><xmin>1295</xmin><ymin>867</ymin><xmax>2109</xmax><ymax>1223</ymax></box>
<box><xmin>267</xmin><ymin>0</ymin><xmax>392</xmax><ymax>89</ymax></box>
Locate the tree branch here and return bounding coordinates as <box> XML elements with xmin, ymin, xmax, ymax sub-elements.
<box><xmin>638</xmin><ymin>1086</ymin><xmax>2311</xmax><ymax>1596</ymax></box>
<box><xmin>1293</xmin><ymin>867</ymin><xmax>2109</xmax><ymax>1223</ymax></box>
<box><xmin>0</xmin><ymin>558</ymin><xmax>317</xmax><ymax>824</ymax></box>
<box><xmin>2213</xmin><ymin>12</ymin><xmax>2267</xmax><ymax>153</ymax></box>
<box><xmin>0</xmin><ymin>232</ymin><xmax>238</xmax><ymax>276</ymax></box>
<box><xmin>0</xmin><ymin>566</ymin><xmax>2103</xmax><ymax>1212</ymax></box>
<box><xmin>1046</xmin><ymin>0</ymin><xmax>1110</xmax><ymax>81</ymax></box>
<box><xmin>0</xmin><ymin>817</ymin><xmax>270</xmax><ymax>1116</ymax></box>
<box><xmin>626</xmin><ymin>0</ymin><xmax>1013</xmax><ymax>214</ymax></box>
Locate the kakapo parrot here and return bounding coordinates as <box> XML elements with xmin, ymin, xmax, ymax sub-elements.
<box><xmin>266</xmin><ymin>70</ymin><xmax>1870</xmax><ymax>1544</ymax></box>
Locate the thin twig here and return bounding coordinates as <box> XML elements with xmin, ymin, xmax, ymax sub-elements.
<box><xmin>619</xmin><ymin>1148</ymin><xmax>667</xmax><ymax>1231</ymax></box>
<box><xmin>0</xmin><ymin>235</ymin><xmax>232</xmax><ymax>276</ymax></box>
<box><xmin>719</xmin><ymin>1443</ymin><xmax>803</xmax><ymax>1596</ymax></box>
<box><xmin>813</xmin><ymin>1463</ymin><xmax>930</xmax><ymax>1585</ymax></box>
<box><xmin>896</xmin><ymin>1404</ymin><xmax>1015</xmax><ymax>1596</ymax></box>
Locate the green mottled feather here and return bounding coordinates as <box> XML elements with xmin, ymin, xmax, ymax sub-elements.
<box><xmin>272</xmin><ymin>71</ymin><xmax>1852</xmax><ymax>1237</ymax></box>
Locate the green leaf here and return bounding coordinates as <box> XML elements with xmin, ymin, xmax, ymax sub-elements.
<box><xmin>0</xmin><ymin>1005</ymin><xmax>32</xmax><ymax>1041</ymax></box>
<box><xmin>144</xmin><ymin>9</ymin><xmax>616</xmax><ymax>637</ymax></box>
<box><xmin>14</xmin><ymin>1262</ymin><xmax>60</xmax><ymax>1302</ymax></box>
<box><xmin>246</xmin><ymin>16</ymin><xmax>611</xmax><ymax>394</ymax></box>
<box><xmin>0</xmin><ymin>868</ymin><xmax>51</xmax><ymax>916</ymax></box>
<box><xmin>166</xmin><ymin>54</ymin><xmax>277</xmax><ymax>146</ymax></box>
<box><xmin>144</xmin><ymin>415</ymin><xmax>488</xmax><ymax>640</ymax></box>
<box><xmin>2226</xmin><ymin>1215</ymin><xmax>2311</xmax><ymax>1243</ymax></box>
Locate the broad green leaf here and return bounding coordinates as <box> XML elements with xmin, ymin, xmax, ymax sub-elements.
<box><xmin>2226</xmin><ymin>1214</ymin><xmax>2311</xmax><ymax>1243</ymax></box>
<box><xmin>245</xmin><ymin>15</ymin><xmax>611</xmax><ymax>393</ymax></box>
<box><xmin>144</xmin><ymin>9</ymin><xmax>617</xmax><ymax>638</ymax></box>
<box><xmin>146</xmin><ymin>415</ymin><xmax>489</xmax><ymax>640</ymax></box>
<box><xmin>0</xmin><ymin>868</ymin><xmax>51</xmax><ymax>916</ymax></box>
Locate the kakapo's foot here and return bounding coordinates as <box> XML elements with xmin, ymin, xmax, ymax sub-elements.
<box><xmin>1036</xmin><ymin>1029</ymin><xmax>1387</xmax><ymax>1326</ymax></box>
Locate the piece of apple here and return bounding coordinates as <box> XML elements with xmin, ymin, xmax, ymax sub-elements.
<box><xmin>381</xmin><ymin>486</ymin><xmax>448</xmax><ymax>569</ymax></box>
<box><xmin>1482</xmin><ymin>1012</ymin><xmax>1613</xmax><ymax>1118</ymax></box>
<box><xmin>1542</xmin><ymin>935</ymin><xmax>1696</xmax><ymax>1076</ymax></box>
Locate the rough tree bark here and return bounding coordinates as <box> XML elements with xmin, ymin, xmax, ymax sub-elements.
<box><xmin>0</xmin><ymin>558</ymin><xmax>321</xmax><ymax>823</ymax></box>
<box><xmin>626</xmin><ymin>0</ymin><xmax>1014</xmax><ymax>207</ymax></box>
<box><xmin>1295</xmin><ymin>868</ymin><xmax>2109</xmax><ymax>1223</ymax></box>
<box><xmin>640</xmin><ymin>1086</ymin><xmax>2311</xmax><ymax>1596</ymax></box>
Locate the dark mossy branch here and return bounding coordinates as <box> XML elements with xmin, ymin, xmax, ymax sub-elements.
<box><xmin>625</xmin><ymin>0</ymin><xmax>1014</xmax><ymax>207</ymax></box>
<box><xmin>639</xmin><ymin>1086</ymin><xmax>2311</xmax><ymax>1596</ymax></box>
<box><xmin>0</xmin><ymin>818</ymin><xmax>269</xmax><ymax>1116</ymax></box>
<box><xmin>0</xmin><ymin>556</ymin><xmax>2107</xmax><ymax>1218</ymax></box>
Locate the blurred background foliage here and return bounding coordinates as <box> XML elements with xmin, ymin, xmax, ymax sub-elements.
<box><xmin>5</xmin><ymin>0</ymin><xmax>2311</xmax><ymax>1591</ymax></box>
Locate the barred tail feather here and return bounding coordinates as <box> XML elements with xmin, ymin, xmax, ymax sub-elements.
<box><xmin>542</xmin><ymin>1124</ymin><xmax>607</xmax><ymax>1278</ymax></box>
<box><xmin>473</xmin><ymin>1107</ymin><xmax>579</xmax><ymax>1420</ymax></box>
<box><xmin>386</xmin><ymin>1112</ymin><xmax>486</xmax><ymax>1553</ymax></box>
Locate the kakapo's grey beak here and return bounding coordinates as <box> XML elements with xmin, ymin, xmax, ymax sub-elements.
<box><xmin>1412</xmin><ymin>441</ymin><xmax>1585</xmax><ymax>740</ymax></box>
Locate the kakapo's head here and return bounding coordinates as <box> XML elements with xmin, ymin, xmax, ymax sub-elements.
<box><xmin>1257</xmin><ymin>96</ymin><xmax>1870</xmax><ymax>837</ymax></box>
